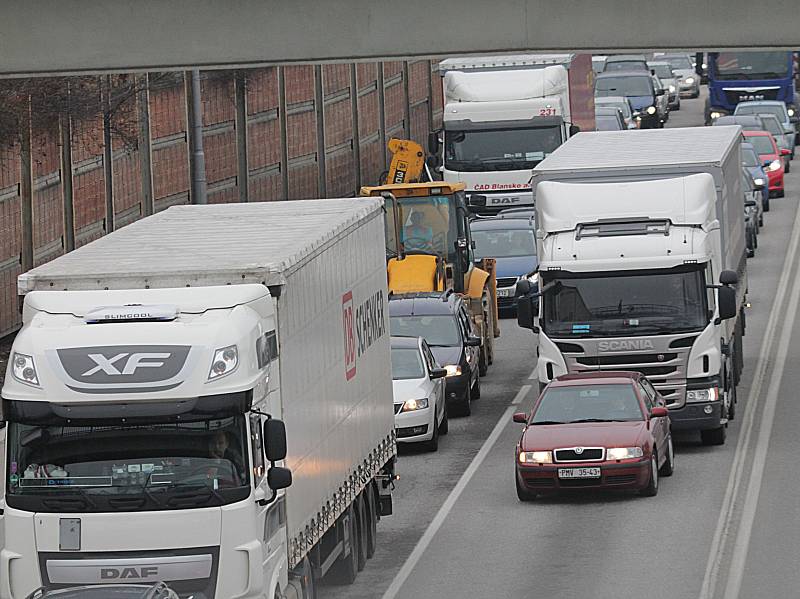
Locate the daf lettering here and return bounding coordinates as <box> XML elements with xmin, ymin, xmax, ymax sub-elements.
<box><xmin>597</xmin><ymin>340</ymin><xmax>655</xmax><ymax>352</ymax></box>
<box><xmin>100</xmin><ymin>566</ymin><xmax>159</xmax><ymax>580</ymax></box>
<box><xmin>82</xmin><ymin>352</ymin><xmax>171</xmax><ymax>377</ymax></box>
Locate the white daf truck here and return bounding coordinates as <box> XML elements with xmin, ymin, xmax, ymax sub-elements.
<box><xmin>434</xmin><ymin>54</ymin><xmax>595</xmax><ymax>213</ymax></box>
<box><xmin>0</xmin><ymin>199</ymin><xmax>396</xmax><ymax>599</ymax></box>
<box><xmin>517</xmin><ymin>126</ymin><xmax>747</xmax><ymax>446</ymax></box>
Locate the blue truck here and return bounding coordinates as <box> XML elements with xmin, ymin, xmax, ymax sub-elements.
<box><xmin>705</xmin><ymin>51</ymin><xmax>799</xmax><ymax>138</ymax></box>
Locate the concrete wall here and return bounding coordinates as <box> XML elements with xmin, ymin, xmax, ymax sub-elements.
<box><xmin>1</xmin><ymin>0</ymin><xmax>797</xmax><ymax>76</ymax></box>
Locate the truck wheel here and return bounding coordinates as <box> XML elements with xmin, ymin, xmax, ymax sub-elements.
<box><xmin>701</xmin><ymin>426</ymin><xmax>727</xmax><ymax>446</ymax></box>
<box><xmin>364</xmin><ymin>484</ymin><xmax>378</xmax><ymax>559</ymax></box>
<box><xmin>439</xmin><ymin>402</ymin><xmax>449</xmax><ymax>435</ymax></box>
<box><xmin>329</xmin><ymin>506</ymin><xmax>359</xmax><ymax>584</ymax></box>
<box><xmin>355</xmin><ymin>496</ymin><xmax>368</xmax><ymax>571</ymax></box>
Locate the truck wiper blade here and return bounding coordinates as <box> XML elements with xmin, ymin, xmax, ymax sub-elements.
<box><xmin>530</xmin><ymin>420</ymin><xmax>566</xmax><ymax>425</ymax></box>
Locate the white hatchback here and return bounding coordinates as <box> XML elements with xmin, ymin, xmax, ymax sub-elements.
<box><xmin>391</xmin><ymin>336</ymin><xmax>448</xmax><ymax>451</ymax></box>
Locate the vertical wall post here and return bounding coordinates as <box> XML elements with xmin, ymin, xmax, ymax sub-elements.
<box><xmin>136</xmin><ymin>73</ymin><xmax>154</xmax><ymax>216</ymax></box>
<box><xmin>278</xmin><ymin>67</ymin><xmax>289</xmax><ymax>200</ymax></box>
<box><xmin>20</xmin><ymin>97</ymin><xmax>34</xmax><ymax>272</ymax></box>
<box><xmin>402</xmin><ymin>61</ymin><xmax>411</xmax><ymax>139</ymax></box>
<box><xmin>186</xmin><ymin>69</ymin><xmax>207</xmax><ymax>205</ymax></box>
<box><xmin>314</xmin><ymin>65</ymin><xmax>327</xmax><ymax>198</ymax></box>
<box><xmin>234</xmin><ymin>71</ymin><xmax>250</xmax><ymax>202</ymax></box>
<box><xmin>60</xmin><ymin>112</ymin><xmax>75</xmax><ymax>252</ymax></box>
<box><xmin>377</xmin><ymin>62</ymin><xmax>387</xmax><ymax>172</ymax></box>
<box><xmin>349</xmin><ymin>63</ymin><xmax>362</xmax><ymax>193</ymax></box>
<box><xmin>102</xmin><ymin>75</ymin><xmax>115</xmax><ymax>233</ymax></box>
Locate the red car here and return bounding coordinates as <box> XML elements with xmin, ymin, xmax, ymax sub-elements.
<box><xmin>743</xmin><ymin>130</ymin><xmax>790</xmax><ymax>198</ymax></box>
<box><xmin>514</xmin><ymin>371</ymin><xmax>674</xmax><ymax>500</ymax></box>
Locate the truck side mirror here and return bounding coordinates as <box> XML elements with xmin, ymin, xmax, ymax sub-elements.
<box><xmin>425</xmin><ymin>155</ymin><xmax>441</xmax><ymax>169</ymax></box>
<box><xmin>717</xmin><ymin>285</ymin><xmax>737</xmax><ymax>321</ymax></box>
<box><xmin>517</xmin><ymin>295</ymin><xmax>538</xmax><ymax>331</ymax></box>
<box><xmin>267</xmin><ymin>466</ymin><xmax>293</xmax><ymax>491</ymax></box>
<box><xmin>719</xmin><ymin>270</ymin><xmax>738</xmax><ymax>286</ymax></box>
<box><xmin>428</xmin><ymin>131</ymin><xmax>440</xmax><ymax>155</ymax></box>
<box><xmin>263</xmin><ymin>418</ymin><xmax>287</xmax><ymax>462</ymax></box>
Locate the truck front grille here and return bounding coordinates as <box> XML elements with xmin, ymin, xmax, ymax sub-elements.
<box><xmin>496</xmin><ymin>277</ymin><xmax>519</xmax><ymax>289</ymax></box>
<box><xmin>723</xmin><ymin>87</ymin><xmax>780</xmax><ymax>106</ymax></box>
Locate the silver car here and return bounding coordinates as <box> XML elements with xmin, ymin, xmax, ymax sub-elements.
<box><xmin>655</xmin><ymin>53</ymin><xmax>700</xmax><ymax>98</ymax></box>
<box><xmin>648</xmin><ymin>62</ymin><xmax>681</xmax><ymax>111</ymax></box>
<box><xmin>594</xmin><ymin>96</ymin><xmax>637</xmax><ymax>129</ymax></box>
<box><xmin>758</xmin><ymin>113</ymin><xmax>794</xmax><ymax>169</ymax></box>
<box><xmin>735</xmin><ymin>101</ymin><xmax>796</xmax><ymax>150</ymax></box>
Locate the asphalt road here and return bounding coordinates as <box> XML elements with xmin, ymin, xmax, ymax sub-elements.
<box><xmin>321</xmin><ymin>89</ymin><xmax>800</xmax><ymax>599</ymax></box>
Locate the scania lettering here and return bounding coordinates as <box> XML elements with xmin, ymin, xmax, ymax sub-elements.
<box><xmin>518</xmin><ymin>127</ymin><xmax>747</xmax><ymax>447</ymax></box>
<box><xmin>0</xmin><ymin>199</ymin><xmax>396</xmax><ymax>598</ymax></box>
<box><xmin>435</xmin><ymin>54</ymin><xmax>595</xmax><ymax>214</ymax></box>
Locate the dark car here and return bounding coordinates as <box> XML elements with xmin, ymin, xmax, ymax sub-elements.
<box><xmin>470</xmin><ymin>213</ymin><xmax>538</xmax><ymax>315</ymax></box>
<box><xmin>389</xmin><ymin>292</ymin><xmax>481</xmax><ymax>416</ymax></box>
<box><xmin>595</xmin><ymin>71</ymin><xmax>663</xmax><ymax>129</ymax></box>
<box><xmin>513</xmin><ymin>371</ymin><xmax>674</xmax><ymax>500</ymax></box>
<box><xmin>741</xmin><ymin>141</ymin><xmax>770</xmax><ymax>211</ymax></box>
<box><xmin>25</xmin><ymin>584</ymin><xmax>178</xmax><ymax>599</ymax></box>
<box><xmin>602</xmin><ymin>54</ymin><xmax>649</xmax><ymax>73</ymax></box>
<box><xmin>595</xmin><ymin>106</ymin><xmax>627</xmax><ymax>131</ymax></box>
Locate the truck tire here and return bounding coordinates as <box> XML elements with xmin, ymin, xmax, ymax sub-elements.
<box><xmin>701</xmin><ymin>426</ymin><xmax>727</xmax><ymax>446</ymax></box>
<box><xmin>329</xmin><ymin>506</ymin><xmax>359</xmax><ymax>584</ymax></box>
<box><xmin>355</xmin><ymin>496</ymin><xmax>368</xmax><ymax>571</ymax></box>
<box><xmin>364</xmin><ymin>484</ymin><xmax>378</xmax><ymax>559</ymax></box>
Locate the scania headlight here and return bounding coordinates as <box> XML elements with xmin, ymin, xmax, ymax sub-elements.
<box><xmin>401</xmin><ymin>398</ymin><xmax>429</xmax><ymax>412</ymax></box>
<box><xmin>754</xmin><ymin>177</ymin><xmax>766</xmax><ymax>186</ymax></box>
<box><xmin>685</xmin><ymin>77</ymin><xmax>695</xmax><ymax>85</ymax></box>
<box><xmin>606</xmin><ymin>447</ymin><xmax>644</xmax><ymax>460</ymax></box>
<box><xmin>767</xmin><ymin>160</ymin><xmax>782</xmax><ymax>172</ymax></box>
<box><xmin>11</xmin><ymin>352</ymin><xmax>39</xmax><ymax>387</ymax></box>
<box><xmin>646</xmin><ymin>106</ymin><xmax>657</xmax><ymax>115</ymax></box>
<box><xmin>686</xmin><ymin>387</ymin><xmax>719</xmax><ymax>403</ymax></box>
<box><xmin>444</xmin><ymin>364</ymin><xmax>462</xmax><ymax>377</ymax></box>
<box><xmin>208</xmin><ymin>345</ymin><xmax>239</xmax><ymax>380</ymax></box>
<box><xmin>518</xmin><ymin>450</ymin><xmax>553</xmax><ymax>464</ymax></box>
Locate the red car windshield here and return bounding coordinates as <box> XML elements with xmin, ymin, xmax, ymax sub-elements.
<box><xmin>532</xmin><ymin>384</ymin><xmax>644</xmax><ymax>424</ymax></box>
<box><xmin>745</xmin><ymin>134</ymin><xmax>777</xmax><ymax>156</ymax></box>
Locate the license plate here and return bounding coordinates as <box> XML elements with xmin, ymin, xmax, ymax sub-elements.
<box><xmin>558</xmin><ymin>467</ymin><xmax>601</xmax><ymax>479</ymax></box>
<box><xmin>498</xmin><ymin>288</ymin><xmax>515</xmax><ymax>298</ymax></box>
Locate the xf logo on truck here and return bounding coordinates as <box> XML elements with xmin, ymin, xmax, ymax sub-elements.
<box><xmin>52</xmin><ymin>345</ymin><xmax>192</xmax><ymax>393</ymax></box>
<box><xmin>597</xmin><ymin>339</ymin><xmax>655</xmax><ymax>352</ymax></box>
<box><xmin>342</xmin><ymin>290</ymin><xmax>387</xmax><ymax>380</ymax></box>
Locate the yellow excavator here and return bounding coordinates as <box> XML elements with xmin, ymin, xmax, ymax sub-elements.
<box><xmin>361</xmin><ymin>138</ymin><xmax>499</xmax><ymax>375</ymax></box>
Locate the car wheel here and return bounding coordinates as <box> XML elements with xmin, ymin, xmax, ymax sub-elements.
<box><xmin>456</xmin><ymin>380</ymin><xmax>472</xmax><ymax>417</ymax></box>
<box><xmin>659</xmin><ymin>437</ymin><xmax>675</xmax><ymax>477</ymax></box>
<box><xmin>763</xmin><ymin>197</ymin><xmax>770</xmax><ymax>212</ymax></box>
<box><xmin>786</xmin><ymin>160</ymin><xmax>791</xmax><ymax>173</ymax></box>
<box><xmin>424</xmin><ymin>413</ymin><xmax>440</xmax><ymax>452</ymax></box>
<box><xmin>516</xmin><ymin>473</ymin><xmax>536</xmax><ymax>502</ymax></box>
<box><xmin>759</xmin><ymin>214</ymin><xmax>764</xmax><ymax>227</ymax></box>
<box><xmin>439</xmin><ymin>401</ymin><xmax>449</xmax><ymax>435</ymax></box>
<box><xmin>701</xmin><ymin>425</ymin><xmax>727</xmax><ymax>446</ymax></box>
<box><xmin>471</xmin><ymin>374</ymin><xmax>481</xmax><ymax>400</ymax></box>
<box><xmin>640</xmin><ymin>451</ymin><xmax>659</xmax><ymax>497</ymax></box>
<box><xmin>478</xmin><ymin>346</ymin><xmax>488</xmax><ymax>377</ymax></box>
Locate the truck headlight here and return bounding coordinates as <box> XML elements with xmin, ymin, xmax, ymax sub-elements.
<box><xmin>789</xmin><ymin>108</ymin><xmax>796</xmax><ymax>117</ymax></box>
<box><xmin>606</xmin><ymin>447</ymin><xmax>644</xmax><ymax>460</ymax></box>
<box><xmin>518</xmin><ymin>450</ymin><xmax>553</xmax><ymax>464</ymax></box>
<box><xmin>754</xmin><ymin>177</ymin><xmax>766</xmax><ymax>186</ymax></box>
<box><xmin>668</xmin><ymin>85</ymin><xmax>676</xmax><ymax>93</ymax></box>
<box><xmin>11</xmin><ymin>352</ymin><xmax>40</xmax><ymax>387</ymax></box>
<box><xmin>685</xmin><ymin>77</ymin><xmax>695</xmax><ymax>85</ymax></box>
<box><xmin>208</xmin><ymin>345</ymin><xmax>239</xmax><ymax>380</ymax></box>
<box><xmin>686</xmin><ymin>387</ymin><xmax>719</xmax><ymax>403</ymax></box>
<box><xmin>401</xmin><ymin>398</ymin><xmax>429</xmax><ymax>412</ymax></box>
<box><xmin>710</xmin><ymin>111</ymin><xmax>723</xmax><ymax>120</ymax></box>
<box><xmin>646</xmin><ymin>106</ymin><xmax>657</xmax><ymax>115</ymax></box>
<box><xmin>767</xmin><ymin>160</ymin><xmax>782</xmax><ymax>172</ymax></box>
<box><xmin>444</xmin><ymin>364</ymin><xmax>462</xmax><ymax>377</ymax></box>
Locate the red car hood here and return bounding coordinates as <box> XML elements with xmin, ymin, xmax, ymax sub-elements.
<box><xmin>521</xmin><ymin>421</ymin><xmax>646</xmax><ymax>451</ymax></box>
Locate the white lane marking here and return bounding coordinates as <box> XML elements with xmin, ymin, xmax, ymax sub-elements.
<box><xmin>699</xmin><ymin>201</ymin><xmax>800</xmax><ymax>599</ymax></box>
<box><xmin>382</xmin><ymin>389</ymin><xmax>527</xmax><ymax>599</ymax></box>
<box><xmin>512</xmin><ymin>384</ymin><xmax>532</xmax><ymax>405</ymax></box>
<box><xmin>723</xmin><ymin>244</ymin><xmax>800</xmax><ymax>598</ymax></box>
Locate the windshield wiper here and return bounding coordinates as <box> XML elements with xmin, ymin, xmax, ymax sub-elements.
<box><xmin>568</xmin><ymin>418</ymin><xmax>617</xmax><ymax>423</ymax></box>
<box><xmin>530</xmin><ymin>420</ymin><xmax>566</xmax><ymax>425</ymax></box>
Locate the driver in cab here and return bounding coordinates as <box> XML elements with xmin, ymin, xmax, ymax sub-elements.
<box><xmin>403</xmin><ymin>211</ymin><xmax>434</xmax><ymax>252</ymax></box>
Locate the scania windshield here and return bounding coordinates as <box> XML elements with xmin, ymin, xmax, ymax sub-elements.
<box><xmin>6</xmin><ymin>414</ymin><xmax>251</xmax><ymax>512</ymax></box>
<box><xmin>445</xmin><ymin>126</ymin><xmax>563</xmax><ymax>172</ymax></box>
<box><xmin>713</xmin><ymin>52</ymin><xmax>790</xmax><ymax>81</ymax></box>
<box><xmin>542</xmin><ymin>267</ymin><xmax>708</xmax><ymax>338</ymax></box>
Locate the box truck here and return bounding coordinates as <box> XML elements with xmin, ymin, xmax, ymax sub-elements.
<box><xmin>517</xmin><ymin>126</ymin><xmax>747</xmax><ymax>446</ymax></box>
<box><xmin>0</xmin><ymin>199</ymin><xmax>396</xmax><ymax>598</ymax></box>
<box><xmin>434</xmin><ymin>54</ymin><xmax>595</xmax><ymax>213</ymax></box>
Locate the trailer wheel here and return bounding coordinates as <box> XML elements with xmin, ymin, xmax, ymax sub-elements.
<box><xmin>329</xmin><ymin>505</ymin><xmax>359</xmax><ymax>584</ymax></box>
<box><xmin>364</xmin><ymin>483</ymin><xmax>378</xmax><ymax>559</ymax></box>
<box><xmin>355</xmin><ymin>495</ymin><xmax>368</xmax><ymax>571</ymax></box>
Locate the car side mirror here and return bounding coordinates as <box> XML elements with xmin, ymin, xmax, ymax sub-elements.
<box><xmin>650</xmin><ymin>407</ymin><xmax>669</xmax><ymax>418</ymax></box>
<box><xmin>512</xmin><ymin>412</ymin><xmax>528</xmax><ymax>424</ymax></box>
<box><xmin>267</xmin><ymin>466</ymin><xmax>293</xmax><ymax>491</ymax></box>
<box><xmin>763</xmin><ymin>160</ymin><xmax>772</xmax><ymax>167</ymax></box>
<box><xmin>430</xmin><ymin>367</ymin><xmax>447</xmax><ymax>379</ymax></box>
<box><xmin>263</xmin><ymin>418</ymin><xmax>287</xmax><ymax>462</ymax></box>
<box><xmin>465</xmin><ymin>336</ymin><xmax>481</xmax><ymax>347</ymax></box>
<box><xmin>781</xmin><ymin>148</ymin><xmax>791</xmax><ymax>156</ymax></box>
<box><xmin>657</xmin><ymin>89</ymin><xmax>666</xmax><ymax>96</ymax></box>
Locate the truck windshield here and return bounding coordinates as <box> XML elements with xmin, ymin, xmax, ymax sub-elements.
<box><xmin>595</xmin><ymin>76</ymin><xmax>653</xmax><ymax>98</ymax></box>
<box><xmin>396</xmin><ymin>195</ymin><xmax>459</xmax><ymax>262</ymax></box>
<box><xmin>542</xmin><ymin>267</ymin><xmax>708</xmax><ymax>338</ymax></box>
<box><xmin>5</xmin><ymin>415</ymin><xmax>250</xmax><ymax>512</ymax></box>
<box><xmin>444</xmin><ymin>126</ymin><xmax>562</xmax><ymax>172</ymax></box>
<box><xmin>713</xmin><ymin>52</ymin><xmax>790</xmax><ymax>80</ymax></box>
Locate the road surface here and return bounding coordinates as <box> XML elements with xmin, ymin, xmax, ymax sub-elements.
<box><xmin>322</xmin><ymin>88</ymin><xmax>800</xmax><ymax>599</ymax></box>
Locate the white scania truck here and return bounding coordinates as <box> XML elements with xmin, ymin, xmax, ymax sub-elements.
<box><xmin>517</xmin><ymin>126</ymin><xmax>747</xmax><ymax>446</ymax></box>
<box><xmin>435</xmin><ymin>54</ymin><xmax>595</xmax><ymax>213</ymax></box>
<box><xmin>0</xmin><ymin>199</ymin><xmax>396</xmax><ymax>598</ymax></box>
